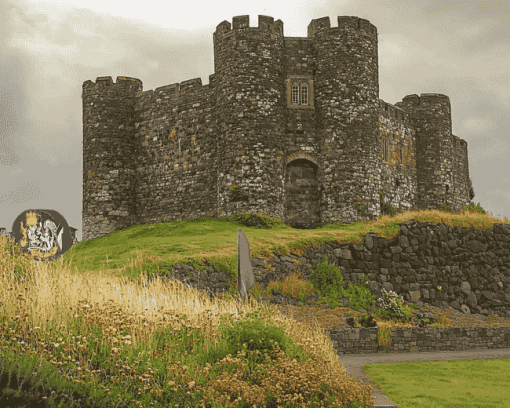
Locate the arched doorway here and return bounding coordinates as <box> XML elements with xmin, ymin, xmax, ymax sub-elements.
<box><xmin>284</xmin><ymin>158</ymin><xmax>319</xmax><ymax>229</ymax></box>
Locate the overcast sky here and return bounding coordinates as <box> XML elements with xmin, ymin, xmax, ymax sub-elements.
<box><xmin>1</xmin><ymin>0</ymin><xmax>509</xmax><ymax>242</ymax></box>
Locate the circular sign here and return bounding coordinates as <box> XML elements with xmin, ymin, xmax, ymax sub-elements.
<box><xmin>11</xmin><ymin>209</ymin><xmax>74</xmax><ymax>263</ymax></box>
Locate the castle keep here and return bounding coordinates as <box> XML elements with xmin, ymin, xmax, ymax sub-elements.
<box><xmin>82</xmin><ymin>15</ymin><xmax>473</xmax><ymax>241</ymax></box>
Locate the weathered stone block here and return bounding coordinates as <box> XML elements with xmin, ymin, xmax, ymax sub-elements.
<box><xmin>238</xmin><ymin>229</ymin><xmax>256</xmax><ymax>301</ymax></box>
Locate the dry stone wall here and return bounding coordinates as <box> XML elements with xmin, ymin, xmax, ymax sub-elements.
<box><xmin>146</xmin><ymin>220</ymin><xmax>510</xmax><ymax>320</ymax></box>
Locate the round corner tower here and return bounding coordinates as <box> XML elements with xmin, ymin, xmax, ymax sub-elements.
<box><xmin>401</xmin><ymin>93</ymin><xmax>457</xmax><ymax>212</ymax></box>
<box><xmin>213</xmin><ymin>15</ymin><xmax>287</xmax><ymax>220</ymax></box>
<box><xmin>82</xmin><ymin>76</ymin><xmax>142</xmax><ymax>241</ymax></box>
<box><xmin>308</xmin><ymin>16</ymin><xmax>381</xmax><ymax>226</ymax></box>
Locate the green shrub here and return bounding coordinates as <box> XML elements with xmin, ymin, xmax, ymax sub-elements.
<box><xmin>309</xmin><ymin>254</ymin><xmax>377</xmax><ymax>311</ymax></box>
<box><xmin>202</xmin><ymin>306</ymin><xmax>313</xmax><ymax>385</ymax></box>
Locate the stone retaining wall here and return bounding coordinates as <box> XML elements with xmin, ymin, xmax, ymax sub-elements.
<box><xmin>329</xmin><ymin>325</ymin><xmax>510</xmax><ymax>354</ymax></box>
<box><xmin>149</xmin><ymin>218</ymin><xmax>510</xmax><ymax>321</ymax></box>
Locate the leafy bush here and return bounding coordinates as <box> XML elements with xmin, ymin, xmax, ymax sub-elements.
<box><xmin>309</xmin><ymin>254</ymin><xmax>377</xmax><ymax>311</ymax></box>
<box><xmin>203</xmin><ymin>306</ymin><xmax>313</xmax><ymax>382</ymax></box>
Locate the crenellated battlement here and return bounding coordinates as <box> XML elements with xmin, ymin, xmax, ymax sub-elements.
<box><xmin>214</xmin><ymin>15</ymin><xmax>284</xmax><ymax>39</ymax></box>
<box><xmin>452</xmin><ymin>135</ymin><xmax>468</xmax><ymax>148</ymax></box>
<box><xmin>401</xmin><ymin>93</ymin><xmax>451</xmax><ymax>109</ymax></box>
<box><xmin>452</xmin><ymin>135</ymin><xmax>468</xmax><ymax>159</ymax></box>
<box><xmin>82</xmin><ymin>76</ymin><xmax>143</xmax><ymax>93</ymax></box>
<box><xmin>135</xmin><ymin>75</ymin><xmax>216</xmax><ymax>108</ymax></box>
<box><xmin>307</xmin><ymin>16</ymin><xmax>377</xmax><ymax>39</ymax></box>
<box><xmin>176</xmin><ymin>78</ymin><xmax>207</xmax><ymax>94</ymax></box>
<box><xmin>379</xmin><ymin>100</ymin><xmax>410</xmax><ymax>122</ymax></box>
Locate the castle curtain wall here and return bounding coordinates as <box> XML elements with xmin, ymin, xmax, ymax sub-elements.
<box><xmin>378</xmin><ymin>100</ymin><xmax>417</xmax><ymax>214</ymax></box>
<box><xmin>133</xmin><ymin>78</ymin><xmax>218</xmax><ymax>227</ymax></box>
<box><xmin>451</xmin><ymin>136</ymin><xmax>471</xmax><ymax>211</ymax></box>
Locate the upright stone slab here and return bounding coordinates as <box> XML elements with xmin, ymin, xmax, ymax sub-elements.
<box><xmin>238</xmin><ymin>229</ymin><xmax>256</xmax><ymax>301</ymax></box>
<box><xmin>11</xmin><ymin>209</ymin><xmax>74</xmax><ymax>264</ymax></box>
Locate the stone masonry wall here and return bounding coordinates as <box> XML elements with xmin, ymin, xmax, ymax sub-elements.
<box><xmin>213</xmin><ymin>16</ymin><xmax>287</xmax><ymax>221</ymax></box>
<box><xmin>377</xmin><ymin>100</ymin><xmax>417</xmax><ymax>214</ymax></box>
<box><xmin>309</xmin><ymin>17</ymin><xmax>382</xmax><ymax>227</ymax></box>
<box><xmin>452</xmin><ymin>135</ymin><xmax>471</xmax><ymax>210</ymax></box>
<box><xmin>399</xmin><ymin>94</ymin><xmax>471</xmax><ymax>214</ymax></box>
<box><xmin>322</xmin><ymin>323</ymin><xmax>510</xmax><ymax>355</ymax></box>
<box><xmin>82</xmin><ymin>77</ymin><xmax>142</xmax><ymax>242</ymax></box>
<box><xmin>134</xmin><ymin>77</ymin><xmax>218</xmax><ymax>227</ymax></box>
<box><xmin>148</xmin><ymin>220</ymin><xmax>510</xmax><ymax>319</ymax></box>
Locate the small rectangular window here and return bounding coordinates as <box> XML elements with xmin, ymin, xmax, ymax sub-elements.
<box><xmin>287</xmin><ymin>78</ymin><xmax>314</xmax><ymax>109</ymax></box>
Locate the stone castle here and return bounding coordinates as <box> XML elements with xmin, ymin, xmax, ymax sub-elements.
<box><xmin>82</xmin><ymin>15</ymin><xmax>474</xmax><ymax>241</ymax></box>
